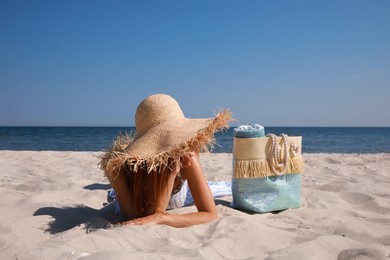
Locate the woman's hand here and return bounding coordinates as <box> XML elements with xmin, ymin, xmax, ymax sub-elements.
<box><xmin>120</xmin><ymin>212</ymin><xmax>165</xmax><ymax>226</ymax></box>
<box><xmin>180</xmin><ymin>151</ymin><xmax>196</xmax><ymax>169</ymax></box>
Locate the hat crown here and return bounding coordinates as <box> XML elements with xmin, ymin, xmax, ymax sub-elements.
<box><xmin>135</xmin><ymin>94</ymin><xmax>185</xmax><ymax>135</ymax></box>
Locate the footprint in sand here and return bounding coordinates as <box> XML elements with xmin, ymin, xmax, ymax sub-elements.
<box><xmin>337</xmin><ymin>248</ymin><xmax>384</xmax><ymax>260</ymax></box>
<box><xmin>340</xmin><ymin>192</ymin><xmax>373</xmax><ymax>204</ymax></box>
<box><xmin>340</xmin><ymin>192</ymin><xmax>390</xmax><ymax>214</ymax></box>
<box><xmin>339</xmin><ymin>192</ymin><xmax>373</xmax><ymax>205</ymax></box>
<box><xmin>378</xmin><ymin>235</ymin><xmax>390</xmax><ymax>246</ymax></box>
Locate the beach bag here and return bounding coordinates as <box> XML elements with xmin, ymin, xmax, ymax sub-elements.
<box><xmin>232</xmin><ymin>126</ymin><xmax>304</xmax><ymax>213</ymax></box>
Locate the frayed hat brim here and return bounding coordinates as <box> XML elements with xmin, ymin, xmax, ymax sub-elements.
<box><xmin>99</xmin><ymin>110</ymin><xmax>233</xmax><ymax>180</ymax></box>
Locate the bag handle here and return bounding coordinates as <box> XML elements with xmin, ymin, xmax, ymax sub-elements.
<box><xmin>267</xmin><ymin>133</ymin><xmax>289</xmax><ymax>175</ymax></box>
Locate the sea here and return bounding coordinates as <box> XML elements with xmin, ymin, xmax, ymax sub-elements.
<box><xmin>0</xmin><ymin>127</ymin><xmax>390</xmax><ymax>153</ymax></box>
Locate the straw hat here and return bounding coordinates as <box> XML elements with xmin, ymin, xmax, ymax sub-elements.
<box><xmin>99</xmin><ymin>94</ymin><xmax>233</xmax><ymax>178</ymax></box>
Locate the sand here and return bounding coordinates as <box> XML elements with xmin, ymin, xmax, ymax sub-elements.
<box><xmin>0</xmin><ymin>151</ymin><xmax>389</xmax><ymax>259</ymax></box>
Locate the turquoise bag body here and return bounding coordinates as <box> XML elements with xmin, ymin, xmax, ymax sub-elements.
<box><xmin>231</xmin><ymin>173</ymin><xmax>301</xmax><ymax>213</ymax></box>
<box><xmin>231</xmin><ymin>127</ymin><xmax>303</xmax><ymax>213</ymax></box>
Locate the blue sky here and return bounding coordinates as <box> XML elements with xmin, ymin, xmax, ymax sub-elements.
<box><xmin>1</xmin><ymin>0</ymin><xmax>389</xmax><ymax>127</ymax></box>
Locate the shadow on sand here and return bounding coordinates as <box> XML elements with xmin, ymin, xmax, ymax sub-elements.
<box><xmin>33</xmin><ymin>182</ymin><xmax>119</xmax><ymax>234</ymax></box>
<box><xmin>83</xmin><ymin>183</ymin><xmax>111</xmax><ymax>191</ymax></box>
<box><xmin>33</xmin><ymin>201</ymin><xmax>120</xmax><ymax>234</ymax></box>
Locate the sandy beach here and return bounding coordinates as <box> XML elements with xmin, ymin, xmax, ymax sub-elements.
<box><xmin>0</xmin><ymin>151</ymin><xmax>389</xmax><ymax>259</ymax></box>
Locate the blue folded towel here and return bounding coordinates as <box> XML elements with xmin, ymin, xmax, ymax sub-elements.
<box><xmin>234</xmin><ymin>124</ymin><xmax>265</xmax><ymax>138</ymax></box>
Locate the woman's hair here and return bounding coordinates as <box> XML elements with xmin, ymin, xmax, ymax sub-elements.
<box><xmin>123</xmin><ymin>161</ymin><xmax>175</xmax><ymax>216</ymax></box>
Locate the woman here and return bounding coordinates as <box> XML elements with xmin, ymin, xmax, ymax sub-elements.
<box><xmin>99</xmin><ymin>94</ymin><xmax>232</xmax><ymax>228</ymax></box>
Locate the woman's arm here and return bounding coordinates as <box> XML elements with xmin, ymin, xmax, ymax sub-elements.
<box><xmin>160</xmin><ymin>152</ymin><xmax>218</xmax><ymax>227</ymax></box>
<box><xmin>123</xmin><ymin>153</ymin><xmax>218</xmax><ymax>227</ymax></box>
